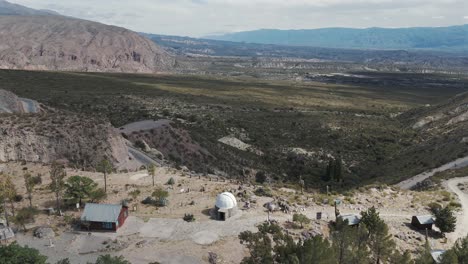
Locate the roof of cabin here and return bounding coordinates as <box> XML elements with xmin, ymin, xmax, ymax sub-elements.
<box><xmin>81</xmin><ymin>203</ymin><xmax>122</xmax><ymax>223</ymax></box>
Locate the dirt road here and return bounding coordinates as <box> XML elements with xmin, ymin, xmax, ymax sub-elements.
<box><xmin>396</xmin><ymin>156</ymin><xmax>468</xmax><ymax>190</ymax></box>
<box><xmin>446</xmin><ymin>177</ymin><xmax>468</xmax><ymax>243</ymax></box>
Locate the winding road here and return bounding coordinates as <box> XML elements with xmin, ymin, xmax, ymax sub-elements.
<box><xmin>396</xmin><ymin>155</ymin><xmax>468</xmax><ymax>190</ymax></box>
<box><xmin>446</xmin><ymin>177</ymin><xmax>468</xmax><ymax>243</ymax></box>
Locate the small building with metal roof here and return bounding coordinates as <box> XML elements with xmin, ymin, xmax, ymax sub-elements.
<box><xmin>411</xmin><ymin>215</ymin><xmax>434</xmax><ymax>230</ymax></box>
<box><xmin>338</xmin><ymin>214</ymin><xmax>361</xmax><ymax>226</ymax></box>
<box><xmin>80</xmin><ymin>203</ymin><xmax>129</xmax><ymax>232</ymax></box>
<box><xmin>430</xmin><ymin>250</ymin><xmax>446</xmax><ymax>263</ymax></box>
<box><xmin>0</xmin><ymin>220</ymin><xmax>14</xmax><ymax>242</ymax></box>
<box><xmin>214</xmin><ymin>192</ymin><xmax>238</xmax><ymax>221</ymax></box>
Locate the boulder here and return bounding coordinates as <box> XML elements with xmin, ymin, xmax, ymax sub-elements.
<box><xmin>34</xmin><ymin>226</ymin><xmax>55</xmax><ymax>239</ymax></box>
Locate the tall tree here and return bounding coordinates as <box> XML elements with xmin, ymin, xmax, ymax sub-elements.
<box><xmin>97</xmin><ymin>159</ymin><xmax>113</xmax><ymax>193</ymax></box>
<box><xmin>360</xmin><ymin>207</ymin><xmax>396</xmax><ymax>264</ymax></box>
<box><xmin>49</xmin><ymin>162</ymin><xmax>66</xmax><ymax>212</ymax></box>
<box><xmin>23</xmin><ymin>173</ymin><xmax>38</xmax><ymax>208</ymax></box>
<box><xmin>1</xmin><ymin>175</ymin><xmax>17</xmax><ymax>217</ymax></box>
<box><xmin>440</xmin><ymin>235</ymin><xmax>468</xmax><ymax>264</ymax></box>
<box><xmin>64</xmin><ymin>176</ymin><xmax>98</xmax><ymax>206</ymax></box>
<box><xmin>334</xmin><ymin>158</ymin><xmax>343</xmax><ymax>182</ymax></box>
<box><xmin>435</xmin><ymin>206</ymin><xmax>456</xmax><ymax>235</ymax></box>
<box><xmin>148</xmin><ymin>164</ymin><xmax>156</xmax><ymax>187</ymax></box>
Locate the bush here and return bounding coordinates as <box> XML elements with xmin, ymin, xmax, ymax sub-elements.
<box><xmin>254</xmin><ymin>187</ymin><xmax>273</xmax><ymax>197</ymax></box>
<box><xmin>255</xmin><ymin>171</ymin><xmax>267</xmax><ymax>184</ymax></box>
<box><xmin>183</xmin><ymin>213</ymin><xmax>196</xmax><ymax>222</ymax></box>
<box><xmin>428</xmin><ymin>202</ymin><xmax>442</xmax><ymax>213</ymax></box>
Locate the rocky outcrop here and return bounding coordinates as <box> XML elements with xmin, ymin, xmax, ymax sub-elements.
<box><xmin>0</xmin><ymin>90</ymin><xmax>141</xmax><ymax>170</ymax></box>
<box><xmin>0</xmin><ymin>89</ymin><xmax>41</xmax><ymax>113</ymax></box>
<box><xmin>0</xmin><ymin>15</ymin><xmax>175</xmax><ymax>73</ymax></box>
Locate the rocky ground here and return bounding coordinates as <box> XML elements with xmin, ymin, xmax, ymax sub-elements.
<box><xmin>1</xmin><ymin>161</ymin><xmax>463</xmax><ymax>263</ymax></box>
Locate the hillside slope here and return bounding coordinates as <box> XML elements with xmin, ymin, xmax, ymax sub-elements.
<box><xmin>207</xmin><ymin>25</ymin><xmax>468</xmax><ymax>53</ymax></box>
<box><xmin>0</xmin><ymin>89</ymin><xmax>141</xmax><ymax>170</ymax></box>
<box><xmin>0</xmin><ymin>15</ymin><xmax>174</xmax><ymax>73</ymax></box>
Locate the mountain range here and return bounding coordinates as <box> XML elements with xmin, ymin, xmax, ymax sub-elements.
<box><xmin>207</xmin><ymin>25</ymin><xmax>468</xmax><ymax>53</ymax></box>
<box><xmin>0</xmin><ymin>0</ymin><xmax>59</xmax><ymax>16</ymax></box>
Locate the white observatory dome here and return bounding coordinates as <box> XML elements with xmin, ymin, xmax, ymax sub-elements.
<box><xmin>215</xmin><ymin>192</ymin><xmax>237</xmax><ymax>210</ymax></box>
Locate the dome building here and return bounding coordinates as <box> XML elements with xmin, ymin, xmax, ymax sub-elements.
<box><xmin>214</xmin><ymin>192</ymin><xmax>238</xmax><ymax>221</ymax></box>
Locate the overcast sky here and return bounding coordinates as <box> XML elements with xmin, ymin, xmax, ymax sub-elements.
<box><xmin>10</xmin><ymin>0</ymin><xmax>468</xmax><ymax>37</ymax></box>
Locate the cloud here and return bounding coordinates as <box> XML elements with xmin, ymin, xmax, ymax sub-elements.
<box><xmin>9</xmin><ymin>0</ymin><xmax>468</xmax><ymax>37</ymax></box>
<box><xmin>464</xmin><ymin>16</ymin><xmax>468</xmax><ymax>19</ymax></box>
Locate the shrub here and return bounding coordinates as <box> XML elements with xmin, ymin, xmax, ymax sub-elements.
<box><xmin>183</xmin><ymin>213</ymin><xmax>196</xmax><ymax>222</ymax></box>
<box><xmin>254</xmin><ymin>187</ymin><xmax>273</xmax><ymax>197</ymax></box>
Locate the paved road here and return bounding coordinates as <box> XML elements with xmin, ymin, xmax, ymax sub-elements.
<box><xmin>446</xmin><ymin>177</ymin><xmax>468</xmax><ymax>243</ymax></box>
<box><xmin>396</xmin><ymin>156</ymin><xmax>468</xmax><ymax>190</ymax></box>
<box><xmin>128</xmin><ymin>146</ymin><xmax>160</xmax><ymax>167</ymax></box>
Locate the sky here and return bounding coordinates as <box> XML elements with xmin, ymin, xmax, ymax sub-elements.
<box><xmin>9</xmin><ymin>0</ymin><xmax>468</xmax><ymax>37</ymax></box>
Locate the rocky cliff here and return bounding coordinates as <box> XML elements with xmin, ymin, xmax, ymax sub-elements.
<box><xmin>0</xmin><ymin>89</ymin><xmax>141</xmax><ymax>170</ymax></box>
<box><xmin>0</xmin><ymin>15</ymin><xmax>174</xmax><ymax>73</ymax></box>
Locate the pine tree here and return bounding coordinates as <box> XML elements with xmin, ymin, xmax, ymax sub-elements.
<box><xmin>335</xmin><ymin>158</ymin><xmax>343</xmax><ymax>182</ymax></box>
<box><xmin>435</xmin><ymin>206</ymin><xmax>456</xmax><ymax>235</ymax></box>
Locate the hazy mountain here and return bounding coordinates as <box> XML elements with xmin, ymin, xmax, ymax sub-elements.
<box><xmin>206</xmin><ymin>25</ymin><xmax>468</xmax><ymax>53</ymax></box>
<box><xmin>0</xmin><ymin>0</ymin><xmax>59</xmax><ymax>16</ymax></box>
<box><xmin>0</xmin><ymin>15</ymin><xmax>174</xmax><ymax>73</ymax></box>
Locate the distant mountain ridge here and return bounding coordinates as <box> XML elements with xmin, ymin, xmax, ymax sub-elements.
<box><xmin>206</xmin><ymin>25</ymin><xmax>468</xmax><ymax>53</ymax></box>
<box><xmin>0</xmin><ymin>0</ymin><xmax>59</xmax><ymax>16</ymax></box>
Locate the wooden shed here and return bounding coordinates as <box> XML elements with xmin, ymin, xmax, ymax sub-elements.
<box><xmin>80</xmin><ymin>203</ymin><xmax>128</xmax><ymax>232</ymax></box>
<box><xmin>411</xmin><ymin>215</ymin><xmax>434</xmax><ymax>230</ymax></box>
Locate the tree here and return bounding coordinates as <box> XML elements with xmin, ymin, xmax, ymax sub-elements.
<box><xmin>414</xmin><ymin>240</ymin><xmax>435</xmax><ymax>264</ymax></box>
<box><xmin>0</xmin><ymin>175</ymin><xmax>17</xmax><ymax>218</ymax></box>
<box><xmin>360</xmin><ymin>207</ymin><xmax>396</xmax><ymax>264</ymax></box>
<box><xmin>239</xmin><ymin>223</ymin><xmax>274</xmax><ymax>264</ymax></box>
<box><xmin>240</xmin><ymin>222</ymin><xmax>336</xmax><ymax>264</ymax></box>
<box><xmin>49</xmin><ymin>162</ymin><xmax>66</xmax><ymax>212</ymax></box>
<box><xmin>255</xmin><ymin>171</ymin><xmax>267</xmax><ymax>184</ymax></box>
<box><xmin>0</xmin><ymin>243</ymin><xmax>47</xmax><ymax>264</ymax></box>
<box><xmin>95</xmin><ymin>255</ymin><xmax>130</xmax><ymax>264</ymax></box>
<box><xmin>23</xmin><ymin>173</ymin><xmax>38</xmax><ymax>208</ymax></box>
<box><xmin>13</xmin><ymin>207</ymin><xmax>38</xmax><ymax>231</ymax></box>
<box><xmin>435</xmin><ymin>206</ymin><xmax>456</xmax><ymax>235</ymax></box>
<box><xmin>97</xmin><ymin>159</ymin><xmax>113</xmax><ymax>193</ymax></box>
<box><xmin>324</xmin><ymin>159</ymin><xmax>335</xmax><ymax>182</ymax></box>
<box><xmin>440</xmin><ymin>235</ymin><xmax>468</xmax><ymax>264</ymax></box>
<box><xmin>293</xmin><ymin>213</ymin><xmax>310</xmax><ymax>228</ymax></box>
<box><xmin>148</xmin><ymin>164</ymin><xmax>156</xmax><ymax>187</ymax></box>
<box><xmin>334</xmin><ymin>158</ymin><xmax>343</xmax><ymax>182</ymax></box>
<box><xmin>332</xmin><ymin>218</ymin><xmax>371</xmax><ymax>264</ymax></box>
<box><xmin>89</xmin><ymin>188</ymin><xmax>107</xmax><ymax>202</ymax></box>
<box><xmin>64</xmin><ymin>176</ymin><xmax>98</xmax><ymax>206</ymax></box>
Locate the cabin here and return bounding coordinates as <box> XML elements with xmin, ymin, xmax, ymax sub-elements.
<box><xmin>338</xmin><ymin>214</ymin><xmax>361</xmax><ymax>226</ymax></box>
<box><xmin>80</xmin><ymin>203</ymin><xmax>128</xmax><ymax>232</ymax></box>
<box><xmin>411</xmin><ymin>215</ymin><xmax>434</xmax><ymax>230</ymax></box>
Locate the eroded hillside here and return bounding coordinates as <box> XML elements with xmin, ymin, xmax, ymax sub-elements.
<box><xmin>0</xmin><ymin>15</ymin><xmax>175</xmax><ymax>73</ymax></box>
<box><xmin>0</xmin><ymin>89</ymin><xmax>141</xmax><ymax>170</ymax></box>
